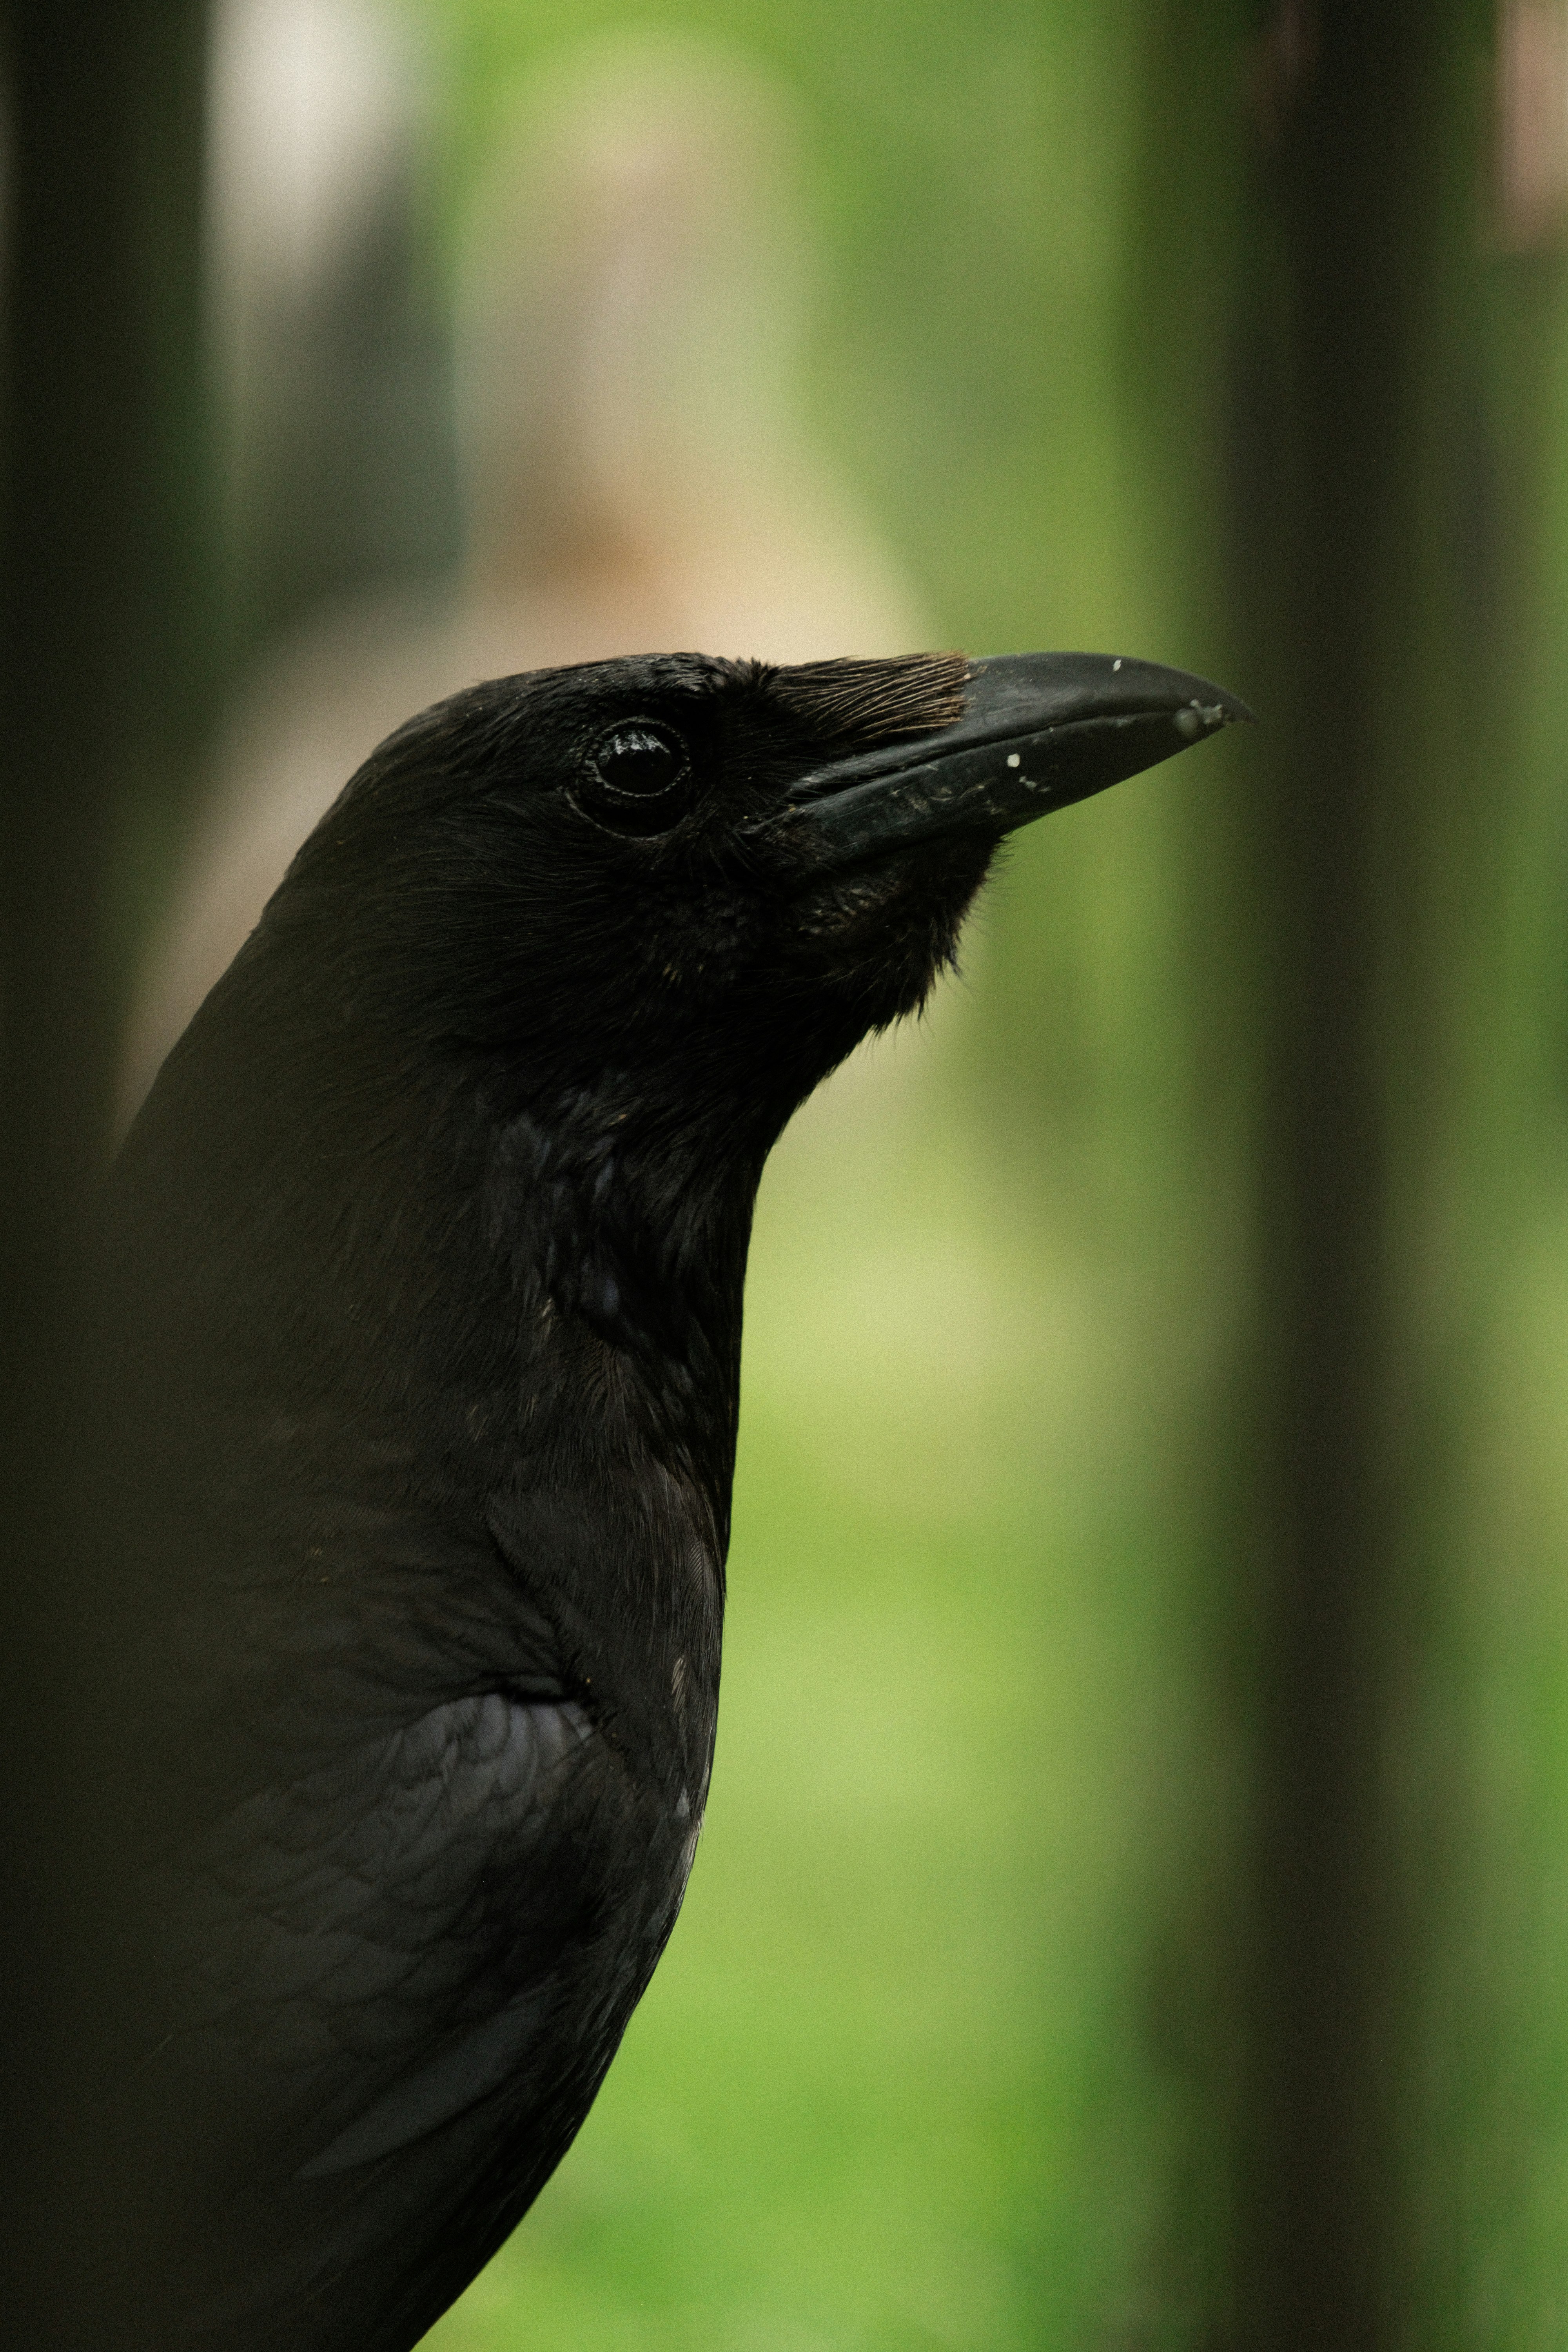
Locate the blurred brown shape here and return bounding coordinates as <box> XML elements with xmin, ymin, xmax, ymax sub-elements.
<box><xmin>1248</xmin><ymin>1</ymin><xmax>1321</xmax><ymax>147</ymax></box>
<box><xmin>1495</xmin><ymin>0</ymin><xmax>1568</xmax><ymax>250</ymax></box>
<box><xmin>209</xmin><ymin>0</ymin><xmax>457</xmax><ymax>648</ymax></box>
<box><xmin>122</xmin><ymin>28</ymin><xmax>930</xmax><ymax>1115</ymax></box>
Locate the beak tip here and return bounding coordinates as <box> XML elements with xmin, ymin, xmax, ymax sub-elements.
<box><xmin>1173</xmin><ymin>692</ymin><xmax>1257</xmax><ymax>740</ymax></box>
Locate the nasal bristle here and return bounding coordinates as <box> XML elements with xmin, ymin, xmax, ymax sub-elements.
<box><xmin>767</xmin><ymin>652</ymin><xmax>970</xmax><ymax>746</ymax></box>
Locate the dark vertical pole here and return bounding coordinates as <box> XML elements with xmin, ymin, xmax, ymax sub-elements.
<box><xmin>1128</xmin><ymin>1</ymin><xmax>1488</xmax><ymax>2339</ymax></box>
<box><xmin>0</xmin><ymin>3</ymin><xmax>210</xmax><ymax>2338</ymax></box>
<box><xmin>1231</xmin><ymin>7</ymin><xmax>1476</xmax><ymax>2347</ymax></box>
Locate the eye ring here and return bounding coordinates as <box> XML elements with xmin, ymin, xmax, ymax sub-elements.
<box><xmin>572</xmin><ymin>719</ymin><xmax>693</xmax><ymax>837</ymax></box>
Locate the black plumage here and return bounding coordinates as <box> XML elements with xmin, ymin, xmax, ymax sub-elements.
<box><xmin>86</xmin><ymin>648</ymin><xmax>1245</xmax><ymax>2348</ymax></box>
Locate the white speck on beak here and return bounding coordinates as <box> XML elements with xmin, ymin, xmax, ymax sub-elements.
<box><xmin>1006</xmin><ymin>752</ymin><xmax>1020</xmax><ymax>768</ymax></box>
<box><xmin>1112</xmin><ymin>658</ymin><xmax>1122</xmax><ymax>671</ymax></box>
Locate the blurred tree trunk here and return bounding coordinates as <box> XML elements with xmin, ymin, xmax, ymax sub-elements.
<box><xmin>0</xmin><ymin>2</ymin><xmax>211</xmax><ymax>2338</ymax></box>
<box><xmin>1228</xmin><ymin>11</ymin><xmax>1475</xmax><ymax>2343</ymax></box>
<box><xmin>1131</xmin><ymin>3</ymin><xmax>1494</xmax><ymax>2345</ymax></box>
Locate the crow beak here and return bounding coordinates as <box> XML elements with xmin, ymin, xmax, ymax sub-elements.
<box><xmin>766</xmin><ymin>652</ymin><xmax>1254</xmax><ymax>875</ymax></box>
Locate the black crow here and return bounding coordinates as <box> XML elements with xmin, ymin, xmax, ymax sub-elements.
<box><xmin>89</xmin><ymin>649</ymin><xmax>1247</xmax><ymax>2349</ymax></box>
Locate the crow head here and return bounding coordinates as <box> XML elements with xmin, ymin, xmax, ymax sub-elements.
<box><xmin>128</xmin><ymin>648</ymin><xmax>1247</xmax><ymax>1421</ymax></box>
<box><xmin>216</xmin><ymin>649</ymin><xmax>1248</xmax><ymax>1162</ymax></box>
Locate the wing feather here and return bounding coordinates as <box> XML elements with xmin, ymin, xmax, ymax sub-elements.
<box><xmin>149</xmin><ymin>1687</ymin><xmax>599</xmax><ymax>2152</ymax></box>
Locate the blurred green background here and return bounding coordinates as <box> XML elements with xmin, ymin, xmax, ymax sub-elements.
<box><xmin>127</xmin><ymin>0</ymin><xmax>1568</xmax><ymax>2343</ymax></box>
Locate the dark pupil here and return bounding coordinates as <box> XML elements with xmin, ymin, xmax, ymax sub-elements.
<box><xmin>594</xmin><ymin>726</ymin><xmax>683</xmax><ymax>798</ymax></box>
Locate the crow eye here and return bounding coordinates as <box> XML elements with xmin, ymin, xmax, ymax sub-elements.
<box><xmin>574</xmin><ymin>720</ymin><xmax>692</xmax><ymax>837</ymax></box>
<box><xmin>592</xmin><ymin>723</ymin><xmax>686</xmax><ymax>799</ymax></box>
